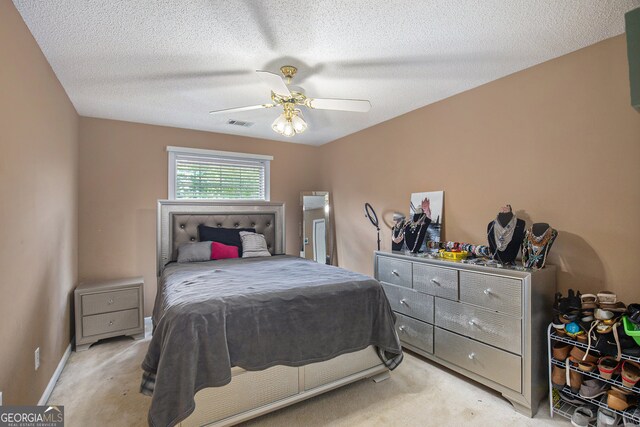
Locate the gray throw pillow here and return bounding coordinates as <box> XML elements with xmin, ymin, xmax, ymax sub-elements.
<box><xmin>239</xmin><ymin>232</ymin><xmax>271</xmax><ymax>258</ymax></box>
<box><xmin>177</xmin><ymin>241</ymin><xmax>212</xmax><ymax>263</ymax></box>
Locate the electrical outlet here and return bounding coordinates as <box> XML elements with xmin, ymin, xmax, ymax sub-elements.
<box><xmin>34</xmin><ymin>347</ymin><xmax>40</xmax><ymax>371</ymax></box>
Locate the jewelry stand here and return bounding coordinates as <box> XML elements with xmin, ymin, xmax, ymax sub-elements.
<box><xmin>404</xmin><ymin>213</ymin><xmax>430</xmax><ymax>253</ymax></box>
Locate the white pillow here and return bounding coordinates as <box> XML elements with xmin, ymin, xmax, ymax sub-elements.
<box><xmin>239</xmin><ymin>232</ymin><xmax>271</xmax><ymax>258</ymax></box>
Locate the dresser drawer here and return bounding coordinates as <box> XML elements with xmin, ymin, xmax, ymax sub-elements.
<box><xmin>413</xmin><ymin>263</ymin><xmax>458</xmax><ymax>300</ymax></box>
<box><xmin>82</xmin><ymin>308</ymin><xmax>140</xmax><ymax>337</ymax></box>
<box><xmin>395</xmin><ymin>313</ymin><xmax>433</xmax><ymax>354</ymax></box>
<box><xmin>459</xmin><ymin>271</ymin><xmax>522</xmax><ymax>317</ymax></box>
<box><xmin>435</xmin><ymin>298</ymin><xmax>521</xmax><ymax>355</ymax></box>
<box><xmin>382</xmin><ymin>283</ymin><xmax>434</xmax><ymax>323</ymax></box>
<box><xmin>435</xmin><ymin>327</ymin><xmax>521</xmax><ymax>392</ymax></box>
<box><xmin>82</xmin><ymin>289</ymin><xmax>139</xmax><ymax>316</ymax></box>
<box><xmin>376</xmin><ymin>256</ymin><xmax>412</xmax><ymax>288</ymax></box>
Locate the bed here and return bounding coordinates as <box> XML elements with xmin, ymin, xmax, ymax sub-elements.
<box><xmin>141</xmin><ymin>200</ymin><xmax>402</xmax><ymax>427</ymax></box>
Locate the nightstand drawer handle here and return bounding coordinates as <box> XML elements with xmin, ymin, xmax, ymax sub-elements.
<box><xmin>468</xmin><ymin>352</ymin><xmax>476</xmax><ymax>360</ymax></box>
<box><xmin>108</xmin><ymin>320</ymin><xmax>114</xmax><ymax>326</ymax></box>
<box><xmin>430</xmin><ymin>278</ymin><xmax>440</xmax><ymax>286</ymax></box>
<box><xmin>391</xmin><ymin>270</ymin><xmax>399</xmax><ymax>276</ymax></box>
<box><xmin>399</xmin><ymin>299</ymin><xmax>407</xmax><ymax>305</ymax></box>
<box><xmin>107</xmin><ymin>298</ymin><xmax>114</xmax><ymax>305</ymax></box>
<box><xmin>398</xmin><ymin>325</ymin><xmax>406</xmax><ymax>332</ymax></box>
<box><xmin>483</xmin><ymin>288</ymin><xmax>492</xmax><ymax>296</ymax></box>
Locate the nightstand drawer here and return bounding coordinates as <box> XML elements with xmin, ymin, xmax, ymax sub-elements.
<box><xmin>413</xmin><ymin>263</ymin><xmax>458</xmax><ymax>300</ymax></box>
<box><xmin>82</xmin><ymin>308</ymin><xmax>140</xmax><ymax>337</ymax></box>
<box><xmin>82</xmin><ymin>289</ymin><xmax>139</xmax><ymax>315</ymax></box>
<box><xmin>382</xmin><ymin>283</ymin><xmax>433</xmax><ymax>323</ymax></box>
<box><xmin>377</xmin><ymin>256</ymin><xmax>412</xmax><ymax>288</ymax></box>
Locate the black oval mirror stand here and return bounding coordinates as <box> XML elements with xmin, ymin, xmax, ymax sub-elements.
<box><xmin>364</xmin><ymin>202</ymin><xmax>381</xmax><ymax>250</ymax></box>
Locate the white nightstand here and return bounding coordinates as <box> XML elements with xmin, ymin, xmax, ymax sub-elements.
<box><xmin>74</xmin><ymin>277</ymin><xmax>144</xmax><ymax>351</ymax></box>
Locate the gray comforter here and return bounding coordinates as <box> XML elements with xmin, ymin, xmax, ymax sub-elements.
<box><xmin>141</xmin><ymin>255</ymin><xmax>402</xmax><ymax>427</ymax></box>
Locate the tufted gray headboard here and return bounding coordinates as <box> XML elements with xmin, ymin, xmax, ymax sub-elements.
<box><xmin>157</xmin><ymin>200</ymin><xmax>285</xmax><ymax>275</ymax></box>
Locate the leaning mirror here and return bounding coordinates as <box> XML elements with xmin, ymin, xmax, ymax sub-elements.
<box><xmin>300</xmin><ymin>191</ymin><xmax>331</xmax><ymax>264</ymax></box>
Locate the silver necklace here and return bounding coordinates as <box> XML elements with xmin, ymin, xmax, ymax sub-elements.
<box><xmin>493</xmin><ymin>215</ymin><xmax>517</xmax><ymax>252</ymax></box>
<box><xmin>392</xmin><ymin>221</ymin><xmax>405</xmax><ymax>244</ymax></box>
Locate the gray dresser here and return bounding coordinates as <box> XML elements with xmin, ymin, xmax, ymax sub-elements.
<box><xmin>375</xmin><ymin>251</ymin><xmax>556</xmax><ymax>417</ymax></box>
<box><xmin>74</xmin><ymin>277</ymin><xmax>145</xmax><ymax>351</ymax></box>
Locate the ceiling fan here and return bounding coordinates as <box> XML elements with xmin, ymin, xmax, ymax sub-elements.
<box><xmin>208</xmin><ymin>66</ymin><xmax>371</xmax><ymax>137</ymax></box>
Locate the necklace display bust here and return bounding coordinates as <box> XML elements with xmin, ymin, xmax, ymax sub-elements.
<box><xmin>404</xmin><ymin>213</ymin><xmax>431</xmax><ymax>253</ymax></box>
<box><xmin>487</xmin><ymin>210</ymin><xmax>526</xmax><ymax>264</ymax></box>
<box><xmin>391</xmin><ymin>222</ymin><xmax>405</xmax><ymax>251</ymax></box>
<box><xmin>522</xmin><ymin>222</ymin><xmax>558</xmax><ymax>269</ymax></box>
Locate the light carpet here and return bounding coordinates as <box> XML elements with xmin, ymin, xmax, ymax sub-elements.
<box><xmin>48</xmin><ymin>322</ymin><xmax>566</xmax><ymax>426</ymax></box>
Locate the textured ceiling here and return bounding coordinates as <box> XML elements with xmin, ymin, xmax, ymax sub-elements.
<box><xmin>14</xmin><ymin>0</ymin><xmax>639</xmax><ymax>145</ymax></box>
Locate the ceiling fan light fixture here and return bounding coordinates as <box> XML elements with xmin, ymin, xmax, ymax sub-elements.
<box><xmin>282</xmin><ymin>121</ymin><xmax>296</xmax><ymax>137</ymax></box>
<box><xmin>271</xmin><ymin>114</ymin><xmax>288</xmax><ymax>133</ymax></box>
<box><xmin>291</xmin><ymin>111</ymin><xmax>308</xmax><ymax>133</ymax></box>
<box><xmin>210</xmin><ymin>66</ymin><xmax>369</xmax><ymax>138</ymax></box>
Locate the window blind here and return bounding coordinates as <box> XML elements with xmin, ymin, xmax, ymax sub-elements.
<box><xmin>174</xmin><ymin>154</ymin><xmax>267</xmax><ymax>200</ymax></box>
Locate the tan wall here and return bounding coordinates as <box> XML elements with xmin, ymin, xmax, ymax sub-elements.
<box><xmin>0</xmin><ymin>2</ymin><xmax>78</xmax><ymax>405</ymax></box>
<box><xmin>320</xmin><ymin>35</ymin><xmax>640</xmax><ymax>302</ymax></box>
<box><xmin>78</xmin><ymin>118</ymin><xmax>323</xmax><ymax>314</ymax></box>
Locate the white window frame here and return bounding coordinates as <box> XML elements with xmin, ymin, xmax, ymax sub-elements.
<box><xmin>167</xmin><ymin>146</ymin><xmax>272</xmax><ymax>201</ymax></box>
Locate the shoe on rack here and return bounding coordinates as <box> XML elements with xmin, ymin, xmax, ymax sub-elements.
<box><xmin>569</xmin><ymin>364</ymin><xmax>584</xmax><ymax>393</ymax></box>
<box><xmin>578</xmin><ymin>361</ymin><xmax>597</xmax><ymax>372</ymax></box>
<box><xmin>621</xmin><ymin>361</ymin><xmax>640</xmax><ymax>389</ymax></box>
<box><xmin>597</xmin><ymin>407</ymin><xmax>621</xmax><ymax>427</ymax></box>
<box><xmin>560</xmin><ymin>390</ymin><xmax>584</xmax><ymax>405</ymax></box>
<box><xmin>623</xmin><ymin>415</ymin><xmax>640</xmax><ymax>426</ymax></box>
<box><xmin>571</xmin><ymin>405</ymin><xmax>597</xmax><ymax>427</ymax></box>
<box><xmin>552</xmin><ymin>365</ymin><xmax>567</xmax><ymax>389</ymax></box>
<box><xmin>607</xmin><ymin>388</ymin><xmax>631</xmax><ymax>411</ymax></box>
<box><xmin>581</xmin><ymin>294</ymin><xmax>598</xmax><ymax>310</ymax></box>
<box><xmin>627</xmin><ymin>303</ymin><xmax>640</xmax><ymax>325</ymax></box>
<box><xmin>553</xmin><ymin>342</ymin><xmax>572</xmax><ymax>361</ymax></box>
<box><xmin>598</xmin><ymin>356</ymin><xmax>621</xmax><ymax>380</ymax></box>
<box><xmin>571</xmin><ymin>346</ymin><xmax>599</xmax><ymax>364</ymax></box>
<box><xmin>579</xmin><ymin>378</ymin><xmax>609</xmax><ymax>399</ymax></box>
<box><xmin>567</xmin><ymin>289</ymin><xmax>583</xmax><ymax>311</ymax></box>
<box><xmin>597</xmin><ymin>291</ymin><xmax>617</xmax><ymax>305</ymax></box>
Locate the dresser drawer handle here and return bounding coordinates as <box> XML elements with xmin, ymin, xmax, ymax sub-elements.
<box><xmin>391</xmin><ymin>270</ymin><xmax>399</xmax><ymax>276</ymax></box>
<box><xmin>468</xmin><ymin>352</ymin><xmax>476</xmax><ymax>360</ymax></box>
<box><xmin>108</xmin><ymin>320</ymin><xmax>114</xmax><ymax>326</ymax></box>
<box><xmin>468</xmin><ymin>319</ymin><xmax>477</xmax><ymax>327</ymax></box>
<box><xmin>107</xmin><ymin>298</ymin><xmax>114</xmax><ymax>305</ymax></box>
<box><xmin>483</xmin><ymin>288</ymin><xmax>492</xmax><ymax>296</ymax></box>
<box><xmin>398</xmin><ymin>325</ymin><xmax>406</xmax><ymax>332</ymax></box>
<box><xmin>399</xmin><ymin>299</ymin><xmax>407</xmax><ymax>305</ymax></box>
<box><xmin>430</xmin><ymin>278</ymin><xmax>440</xmax><ymax>285</ymax></box>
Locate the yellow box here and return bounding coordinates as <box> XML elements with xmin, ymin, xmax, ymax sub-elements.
<box><xmin>439</xmin><ymin>249</ymin><xmax>469</xmax><ymax>261</ymax></box>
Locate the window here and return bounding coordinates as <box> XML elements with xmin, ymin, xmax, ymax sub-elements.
<box><xmin>168</xmin><ymin>146</ymin><xmax>271</xmax><ymax>200</ymax></box>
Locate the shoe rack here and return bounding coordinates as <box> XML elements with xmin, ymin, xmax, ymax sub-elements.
<box><xmin>548</xmin><ymin>325</ymin><xmax>640</xmax><ymax>425</ymax></box>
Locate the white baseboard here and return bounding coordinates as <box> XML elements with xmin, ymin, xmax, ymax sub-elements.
<box><xmin>38</xmin><ymin>343</ymin><xmax>72</xmax><ymax>406</ymax></box>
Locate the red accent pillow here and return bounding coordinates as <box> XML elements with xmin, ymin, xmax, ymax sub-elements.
<box><xmin>211</xmin><ymin>241</ymin><xmax>239</xmax><ymax>260</ymax></box>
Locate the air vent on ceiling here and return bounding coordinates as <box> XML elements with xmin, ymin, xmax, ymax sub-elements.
<box><xmin>227</xmin><ymin>119</ymin><xmax>254</xmax><ymax>127</ymax></box>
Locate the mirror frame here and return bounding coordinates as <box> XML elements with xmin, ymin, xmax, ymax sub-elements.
<box><xmin>300</xmin><ymin>191</ymin><xmax>332</xmax><ymax>265</ymax></box>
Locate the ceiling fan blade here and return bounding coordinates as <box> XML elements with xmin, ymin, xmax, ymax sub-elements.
<box><xmin>307</xmin><ymin>98</ymin><xmax>371</xmax><ymax>113</ymax></box>
<box><xmin>256</xmin><ymin>70</ymin><xmax>291</xmax><ymax>97</ymax></box>
<box><xmin>209</xmin><ymin>104</ymin><xmax>276</xmax><ymax>115</ymax></box>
